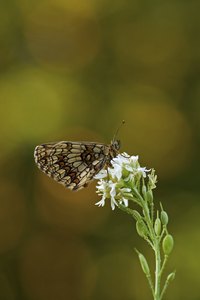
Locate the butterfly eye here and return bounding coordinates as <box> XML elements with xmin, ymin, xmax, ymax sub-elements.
<box><xmin>114</xmin><ymin>140</ymin><xmax>120</xmax><ymax>150</ymax></box>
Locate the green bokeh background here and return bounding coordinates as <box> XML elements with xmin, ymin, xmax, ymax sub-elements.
<box><xmin>0</xmin><ymin>0</ymin><xmax>199</xmax><ymax>299</ymax></box>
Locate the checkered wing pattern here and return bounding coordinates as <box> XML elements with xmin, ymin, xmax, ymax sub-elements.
<box><xmin>34</xmin><ymin>141</ymin><xmax>118</xmax><ymax>190</ymax></box>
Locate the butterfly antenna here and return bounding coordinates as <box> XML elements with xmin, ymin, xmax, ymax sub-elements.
<box><xmin>112</xmin><ymin>120</ymin><xmax>125</xmax><ymax>141</ymax></box>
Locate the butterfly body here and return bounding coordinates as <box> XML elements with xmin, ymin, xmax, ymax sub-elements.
<box><xmin>34</xmin><ymin>139</ymin><xmax>120</xmax><ymax>190</ymax></box>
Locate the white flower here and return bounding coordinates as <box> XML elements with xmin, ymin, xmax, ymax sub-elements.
<box><xmin>109</xmin><ymin>164</ymin><xmax>122</xmax><ymax>181</ymax></box>
<box><xmin>137</xmin><ymin>167</ymin><xmax>150</xmax><ymax>178</ymax></box>
<box><xmin>94</xmin><ymin>169</ymin><xmax>108</xmax><ymax>179</ymax></box>
<box><xmin>95</xmin><ymin>180</ymin><xmax>119</xmax><ymax>210</ymax></box>
<box><xmin>112</xmin><ymin>152</ymin><xmax>130</xmax><ymax>166</ymax></box>
<box><xmin>111</xmin><ymin>153</ymin><xmax>150</xmax><ymax>179</ymax></box>
<box><xmin>95</xmin><ymin>152</ymin><xmax>156</xmax><ymax>210</ymax></box>
<box><xmin>110</xmin><ymin>182</ymin><xmax>118</xmax><ymax>210</ymax></box>
<box><xmin>95</xmin><ymin>197</ymin><xmax>106</xmax><ymax>208</ymax></box>
<box><xmin>95</xmin><ymin>180</ymin><xmax>109</xmax><ymax>207</ymax></box>
<box><xmin>120</xmin><ymin>198</ymin><xmax>128</xmax><ymax>207</ymax></box>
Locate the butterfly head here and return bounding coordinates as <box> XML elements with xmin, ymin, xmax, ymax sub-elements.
<box><xmin>109</xmin><ymin>139</ymin><xmax>121</xmax><ymax>160</ymax></box>
<box><xmin>112</xmin><ymin>139</ymin><xmax>120</xmax><ymax>151</ymax></box>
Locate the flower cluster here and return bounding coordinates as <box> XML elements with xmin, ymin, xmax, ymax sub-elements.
<box><xmin>95</xmin><ymin>153</ymin><xmax>157</xmax><ymax>210</ymax></box>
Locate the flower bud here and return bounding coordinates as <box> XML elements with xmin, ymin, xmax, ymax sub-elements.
<box><xmin>142</xmin><ymin>185</ymin><xmax>147</xmax><ymax>198</ymax></box>
<box><xmin>162</xmin><ymin>234</ymin><xmax>174</xmax><ymax>255</ymax></box>
<box><xmin>122</xmin><ymin>168</ymin><xmax>129</xmax><ymax>178</ymax></box>
<box><xmin>132</xmin><ymin>210</ymin><xmax>142</xmax><ymax>221</ymax></box>
<box><xmin>161</xmin><ymin>211</ymin><xmax>169</xmax><ymax>226</ymax></box>
<box><xmin>167</xmin><ymin>271</ymin><xmax>176</xmax><ymax>282</ymax></box>
<box><xmin>138</xmin><ymin>253</ymin><xmax>150</xmax><ymax>275</ymax></box>
<box><xmin>146</xmin><ymin>190</ymin><xmax>153</xmax><ymax>203</ymax></box>
<box><xmin>136</xmin><ymin>220</ymin><xmax>148</xmax><ymax>238</ymax></box>
<box><xmin>154</xmin><ymin>217</ymin><xmax>161</xmax><ymax>236</ymax></box>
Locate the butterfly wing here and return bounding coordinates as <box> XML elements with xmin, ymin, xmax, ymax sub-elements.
<box><xmin>34</xmin><ymin>141</ymin><xmax>109</xmax><ymax>190</ymax></box>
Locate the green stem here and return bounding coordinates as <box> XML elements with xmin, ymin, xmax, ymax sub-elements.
<box><xmin>120</xmin><ymin>189</ymin><xmax>165</xmax><ymax>300</ymax></box>
<box><xmin>160</xmin><ymin>272</ymin><xmax>176</xmax><ymax>300</ymax></box>
<box><xmin>150</xmin><ymin>202</ymin><xmax>154</xmax><ymax>222</ymax></box>
<box><xmin>160</xmin><ymin>281</ymin><xmax>168</xmax><ymax>300</ymax></box>
<box><xmin>160</xmin><ymin>255</ymin><xmax>168</xmax><ymax>277</ymax></box>
<box><xmin>143</xmin><ymin>208</ymin><xmax>162</xmax><ymax>300</ymax></box>
<box><xmin>147</xmin><ymin>274</ymin><xmax>155</xmax><ymax>297</ymax></box>
<box><xmin>154</xmin><ymin>239</ymin><xmax>161</xmax><ymax>300</ymax></box>
<box><xmin>141</xmin><ymin>201</ymin><xmax>155</xmax><ymax>242</ymax></box>
<box><xmin>137</xmin><ymin>193</ymin><xmax>162</xmax><ymax>300</ymax></box>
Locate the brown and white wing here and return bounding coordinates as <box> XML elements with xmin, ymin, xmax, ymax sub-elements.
<box><xmin>34</xmin><ymin>141</ymin><xmax>109</xmax><ymax>190</ymax></box>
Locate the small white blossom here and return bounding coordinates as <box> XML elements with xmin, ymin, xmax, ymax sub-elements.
<box><xmin>95</xmin><ymin>180</ymin><xmax>109</xmax><ymax>207</ymax></box>
<box><xmin>95</xmin><ymin>153</ymin><xmax>156</xmax><ymax>210</ymax></box>
<box><xmin>121</xmin><ymin>198</ymin><xmax>128</xmax><ymax>207</ymax></box>
<box><xmin>94</xmin><ymin>169</ymin><xmax>108</xmax><ymax>179</ymax></box>
<box><xmin>95</xmin><ymin>197</ymin><xmax>106</xmax><ymax>208</ymax></box>
<box><xmin>112</xmin><ymin>152</ymin><xmax>131</xmax><ymax>166</ymax></box>
<box><xmin>137</xmin><ymin>167</ymin><xmax>150</xmax><ymax>178</ymax></box>
<box><xmin>110</xmin><ymin>183</ymin><xmax>118</xmax><ymax>210</ymax></box>
<box><xmin>110</xmin><ymin>164</ymin><xmax>122</xmax><ymax>181</ymax></box>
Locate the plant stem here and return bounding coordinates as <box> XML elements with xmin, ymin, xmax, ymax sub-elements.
<box><xmin>140</xmin><ymin>197</ymin><xmax>162</xmax><ymax>300</ymax></box>
<box><xmin>160</xmin><ymin>255</ymin><xmax>168</xmax><ymax>277</ymax></box>
<box><xmin>122</xmin><ymin>190</ymin><xmax>166</xmax><ymax>300</ymax></box>
<box><xmin>154</xmin><ymin>239</ymin><xmax>161</xmax><ymax>300</ymax></box>
<box><xmin>147</xmin><ymin>274</ymin><xmax>155</xmax><ymax>297</ymax></box>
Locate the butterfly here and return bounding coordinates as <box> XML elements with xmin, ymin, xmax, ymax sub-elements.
<box><xmin>34</xmin><ymin>134</ymin><xmax>122</xmax><ymax>191</ymax></box>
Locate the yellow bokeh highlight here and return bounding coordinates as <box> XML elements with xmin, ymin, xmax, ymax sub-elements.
<box><xmin>0</xmin><ymin>67</ymin><xmax>63</xmax><ymax>149</ymax></box>
<box><xmin>0</xmin><ymin>66</ymin><xmax>95</xmax><ymax>160</ymax></box>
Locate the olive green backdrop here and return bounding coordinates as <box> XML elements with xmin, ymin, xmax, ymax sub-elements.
<box><xmin>0</xmin><ymin>1</ymin><xmax>199</xmax><ymax>299</ymax></box>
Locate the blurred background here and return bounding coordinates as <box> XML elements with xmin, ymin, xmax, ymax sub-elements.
<box><xmin>0</xmin><ymin>0</ymin><xmax>199</xmax><ymax>299</ymax></box>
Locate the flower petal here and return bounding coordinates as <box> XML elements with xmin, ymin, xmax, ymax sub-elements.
<box><xmin>95</xmin><ymin>197</ymin><xmax>106</xmax><ymax>207</ymax></box>
<box><xmin>94</xmin><ymin>170</ymin><xmax>108</xmax><ymax>179</ymax></box>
